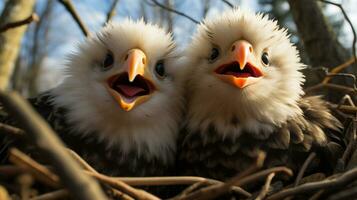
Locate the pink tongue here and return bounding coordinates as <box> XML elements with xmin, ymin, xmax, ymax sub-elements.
<box><xmin>116</xmin><ymin>84</ymin><xmax>145</xmax><ymax>97</ymax></box>
<box><xmin>226</xmin><ymin>71</ymin><xmax>251</xmax><ymax>78</ymax></box>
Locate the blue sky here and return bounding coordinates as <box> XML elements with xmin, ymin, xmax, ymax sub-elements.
<box><xmin>0</xmin><ymin>0</ymin><xmax>356</xmax><ymax>92</ymax></box>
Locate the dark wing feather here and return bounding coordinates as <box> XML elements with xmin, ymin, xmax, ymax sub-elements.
<box><xmin>178</xmin><ymin>95</ymin><xmax>344</xmax><ymax>181</ymax></box>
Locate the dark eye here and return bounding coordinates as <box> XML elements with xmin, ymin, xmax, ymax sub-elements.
<box><xmin>102</xmin><ymin>52</ymin><xmax>114</xmax><ymax>70</ymax></box>
<box><xmin>155</xmin><ymin>60</ymin><xmax>165</xmax><ymax>77</ymax></box>
<box><xmin>209</xmin><ymin>48</ymin><xmax>219</xmax><ymax>61</ymax></box>
<box><xmin>261</xmin><ymin>52</ymin><xmax>269</xmax><ymax>66</ymax></box>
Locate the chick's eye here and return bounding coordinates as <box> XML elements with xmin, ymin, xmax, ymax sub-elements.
<box><xmin>102</xmin><ymin>53</ymin><xmax>114</xmax><ymax>70</ymax></box>
<box><xmin>155</xmin><ymin>60</ymin><xmax>165</xmax><ymax>77</ymax></box>
<box><xmin>209</xmin><ymin>48</ymin><xmax>219</xmax><ymax>61</ymax></box>
<box><xmin>261</xmin><ymin>52</ymin><xmax>269</xmax><ymax>66</ymax></box>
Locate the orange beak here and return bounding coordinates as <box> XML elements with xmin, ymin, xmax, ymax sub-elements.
<box><xmin>106</xmin><ymin>49</ymin><xmax>155</xmax><ymax>111</ymax></box>
<box><xmin>215</xmin><ymin>40</ymin><xmax>263</xmax><ymax>89</ymax></box>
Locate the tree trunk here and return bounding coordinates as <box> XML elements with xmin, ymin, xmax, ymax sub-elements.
<box><xmin>0</xmin><ymin>0</ymin><xmax>36</xmax><ymax>90</ymax></box>
<box><xmin>288</xmin><ymin>0</ymin><xmax>354</xmax><ymax>102</ymax></box>
<box><xmin>288</xmin><ymin>0</ymin><xmax>349</xmax><ymax>68</ymax></box>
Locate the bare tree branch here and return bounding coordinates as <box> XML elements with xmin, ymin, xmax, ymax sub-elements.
<box><xmin>266</xmin><ymin>167</ymin><xmax>357</xmax><ymax>200</ymax></box>
<box><xmin>221</xmin><ymin>0</ymin><xmax>234</xmax><ymax>8</ymax></box>
<box><xmin>57</xmin><ymin>0</ymin><xmax>90</xmax><ymax>37</ymax></box>
<box><xmin>105</xmin><ymin>0</ymin><xmax>120</xmax><ymax>24</ymax></box>
<box><xmin>318</xmin><ymin>0</ymin><xmax>357</xmax><ymax>65</ymax></box>
<box><xmin>150</xmin><ymin>0</ymin><xmax>199</xmax><ymax>24</ymax></box>
<box><xmin>0</xmin><ymin>91</ymin><xmax>106</xmax><ymax>200</ymax></box>
<box><xmin>0</xmin><ymin>13</ymin><xmax>39</xmax><ymax>33</ymax></box>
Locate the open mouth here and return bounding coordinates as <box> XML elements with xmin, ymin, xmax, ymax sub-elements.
<box><xmin>107</xmin><ymin>73</ymin><xmax>154</xmax><ymax>102</ymax></box>
<box><xmin>215</xmin><ymin>61</ymin><xmax>263</xmax><ymax>78</ymax></box>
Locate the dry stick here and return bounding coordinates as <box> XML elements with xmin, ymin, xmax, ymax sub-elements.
<box><xmin>9</xmin><ymin>148</ymin><xmax>60</xmax><ymax>188</ymax></box>
<box><xmin>304</xmin><ymin>83</ymin><xmax>357</xmax><ymax>94</ymax></box>
<box><xmin>85</xmin><ymin>171</ymin><xmax>159</xmax><ymax>200</ymax></box>
<box><xmin>329</xmin><ymin>104</ymin><xmax>357</xmax><ymax>114</ymax></box>
<box><xmin>308</xmin><ymin>190</ymin><xmax>325</xmax><ymax>200</ymax></box>
<box><xmin>294</xmin><ymin>152</ymin><xmax>316</xmax><ymax>186</ymax></box>
<box><xmin>29</xmin><ymin>189</ymin><xmax>68</xmax><ymax>200</ymax></box>
<box><xmin>105</xmin><ymin>0</ymin><xmax>120</xmax><ymax>23</ymax></box>
<box><xmin>174</xmin><ymin>152</ymin><xmax>268</xmax><ymax>200</ymax></box>
<box><xmin>0</xmin><ymin>92</ymin><xmax>107</xmax><ymax>200</ymax></box>
<box><xmin>67</xmin><ymin>149</ymin><xmax>98</xmax><ymax>173</ymax></box>
<box><xmin>0</xmin><ymin>122</ymin><xmax>25</xmax><ymax>136</ymax></box>
<box><xmin>150</xmin><ymin>0</ymin><xmax>199</xmax><ymax>24</ymax></box>
<box><xmin>255</xmin><ymin>172</ymin><xmax>275</xmax><ymax>200</ymax></box>
<box><xmin>221</xmin><ymin>0</ymin><xmax>234</xmax><ymax>7</ymax></box>
<box><xmin>68</xmin><ymin>150</ymin><xmax>134</xmax><ymax>200</ymax></box>
<box><xmin>0</xmin><ymin>165</ymin><xmax>24</xmax><ymax>176</ymax></box>
<box><xmin>58</xmin><ymin>0</ymin><xmax>90</xmax><ymax>37</ymax></box>
<box><xmin>339</xmin><ymin>121</ymin><xmax>356</xmax><ymax>169</ymax></box>
<box><xmin>177</xmin><ymin>167</ymin><xmax>292</xmax><ymax>200</ymax></box>
<box><xmin>0</xmin><ymin>13</ymin><xmax>39</xmax><ymax>32</ymax></box>
<box><xmin>323</xmin><ymin>58</ymin><xmax>357</xmax><ymax>84</ymax></box>
<box><xmin>327</xmin><ymin>185</ymin><xmax>357</xmax><ymax>200</ymax></box>
<box><xmin>266</xmin><ymin>167</ymin><xmax>357</xmax><ymax>200</ymax></box>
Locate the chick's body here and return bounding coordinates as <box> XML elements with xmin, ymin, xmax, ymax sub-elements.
<box><xmin>178</xmin><ymin>9</ymin><xmax>343</xmax><ymax>181</ymax></box>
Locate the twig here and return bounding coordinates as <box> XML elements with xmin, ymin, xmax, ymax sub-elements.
<box><xmin>57</xmin><ymin>0</ymin><xmax>90</xmax><ymax>37</ymax></box>
<box><xmin>322</xmin><ymin>57</ymin><xmax>357</xmax><ymax>84</ymax></box>
<box><xmin>0</xmin><ymin>165</ymin><xmax>24</xmax><ymax>176</ymax></box>
<box><xmin>255</xmin><ymin>172</ymin><xmax>275</xmax><ymax>200</ymax></box>
<box><xmin>176</xmin><ymin>166</ymin><xmax>291</xmax><ymax>200</ymax></box>
<box><xmin>105</xmin><ymin>0</ymin><xmax>120</xmax><ymax>23</ymax></box>
<box><xmin>318</xmin><ymin>0</ymin><xmax>356</xmax><ymax>65</ymax></box>
<box><xmin>9</xmin><ymin>148</ymin><xmax>60</xmax><ymax>188</ymax></box>
<box><xmin>67</xmin><ymin>149</ymin><xmax>98</xmax><ymax>173</ymax></box>
<box><xmin>85</xmin><ymin>171</ymin><xmax>159</xmax><ymax>200</ymax></box>
<box><xmin>29</xmin><ymin>189</ymin><xmax>68</xmax><ymax>200</ymax></box>
<box><xmin>221</xmin><ymin>0</ymin><xmax>234</xmax><ymax>8</ymax></box>
<box><xmin>150</xmin><ymin>0</ymin><xmax>199</xmax><ymax>24</ymax></box>
<box><xmin>329</xmin><ymin>104</ymin><xmax>357</xmax><ymax>114</ymax></box>
<box><xmin>266</xmin><ymin>167</ymin><xmax>357</xmax><ymax>200</ymax></box>
<box><xmin>327</xmin><ymin>185</ymin><xmax>357</xmax><ymax>200</ymax></box>
<box><xmin>338</xmin><ymin>121</ymin><xmax>356</xmax><ymax>170</ymax></box>
<box><xmin>304</xmin><ymin>83</ymin><xmax>357</xmax><ymax>94</ymax></box>
<box><xmin>309</xmin><ymin>190</ymin><xmax>325</xmax><ymax>200</ymax></box>
<box><xmin>174</xmin><ymin>152</ymin><xmax>267</xmax><ymax>200</ymax></box>
<box><xmin>294</xmin><ymin>152</ymin><xmax>316</xmax><ymax>186</ymax></box>
<box><xmin>0</xmin><ymin>122</ymin><xmax>25</xmax><ymax>136</ymax></box>
<box><xmin>0</xmin><ymin>91</ymin><xmax>107</xmax><ymax>200</ymax></box>
<box><xmin>0</xmin><ymin>13</ymin><xmax>39</xmax><ymax>33</ymax></box>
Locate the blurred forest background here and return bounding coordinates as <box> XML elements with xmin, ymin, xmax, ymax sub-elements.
<box><xmin>0</xmin><ymin>0</ymin><xmax>356</xmax><ymax>98</ymax></box>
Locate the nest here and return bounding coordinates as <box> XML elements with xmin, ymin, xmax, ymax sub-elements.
<box><xmin>0</xmin><ymin>67</ymin><xmax>356</xmax><ymax>200</ymax></box>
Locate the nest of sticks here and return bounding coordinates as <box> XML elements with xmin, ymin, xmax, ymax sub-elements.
<box><xmin>0</xmin><ymin>61</ymin><xmax>356</xmax><ymax>200</ymax></box>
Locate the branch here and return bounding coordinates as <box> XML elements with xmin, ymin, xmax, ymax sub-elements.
<box><xmin>85</xmin><ymin>171</ymin><xmax>160</xmax><ymax>200</ymax></box>
<box><xmin>9</xmin><ymin>148</ymin><xmax>60</xmax><ymax>188</ymax></box>
<box><xmin>294</xmin><ymin>152</ymin><xmax>316</xmax><ymax>186</ymax></box>
<box><xmin>255</xmin><ymin>172</ymin><xmax>275</xmax><ymax>200</ymax></box>
<box><xmin>29</xmin><ymin>189</ymin><xmax>68</xmax><ymax>200</ymax></box>
<box><xmin>304</xmin><ymin>83</ymin><xmax>357</xmax><ymax>94</ymax></box>
<box><xmin>150</xmin><ymin>0</ymin><xmax>199</xmax><ymax>24</ymax></box>
<box><xmin>0</xmin><ymin>122</ymin><xmax>25</xmax><ymax>136</ymax></box>
<box><xmin>0</xmin><ymin>91</ymin><xmax>106</xmax><ymax>200</ymax></box>
<box><xmin>0</xmin><ymin>13</ymin><xmax>39</xmax><ymax>33</ymax></box>
<box><xmin>322</xmin><ymin>57</ymin><xmax>357</xmax><ymax>83</ymax></box>
<box><xmin>105</xmin><ymin>0</ymin><xmax>120</xmax><ymax>24</ymax></box>
<box><xmin>266</xmin><ymin>167</ymin><xmax>357</xmax><ymax>200</ymax></box>
<box><xmin>221</xmin><ymin>0</ymin><xmax>234</xmax><ymax>8</ymax></box>
<box><xmin>58</xmin><ymin>0</ymin><xmax>90</xmax><ymax>37</ymax></box>
<box><xmin>318</xmin><ymin>0</ymin><xmax>356</xmax><ymax>65</ymax></box>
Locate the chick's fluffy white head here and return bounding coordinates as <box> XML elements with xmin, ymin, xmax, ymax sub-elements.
<box><xmin>185</xmin><ymin>9</ymin><xmax>305</xmax><ymax>139</ymax></box>
<box><xmin>52</xmin><ymin>19</ymin><xmax>183</xmax><ymax>162</ymax></box>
